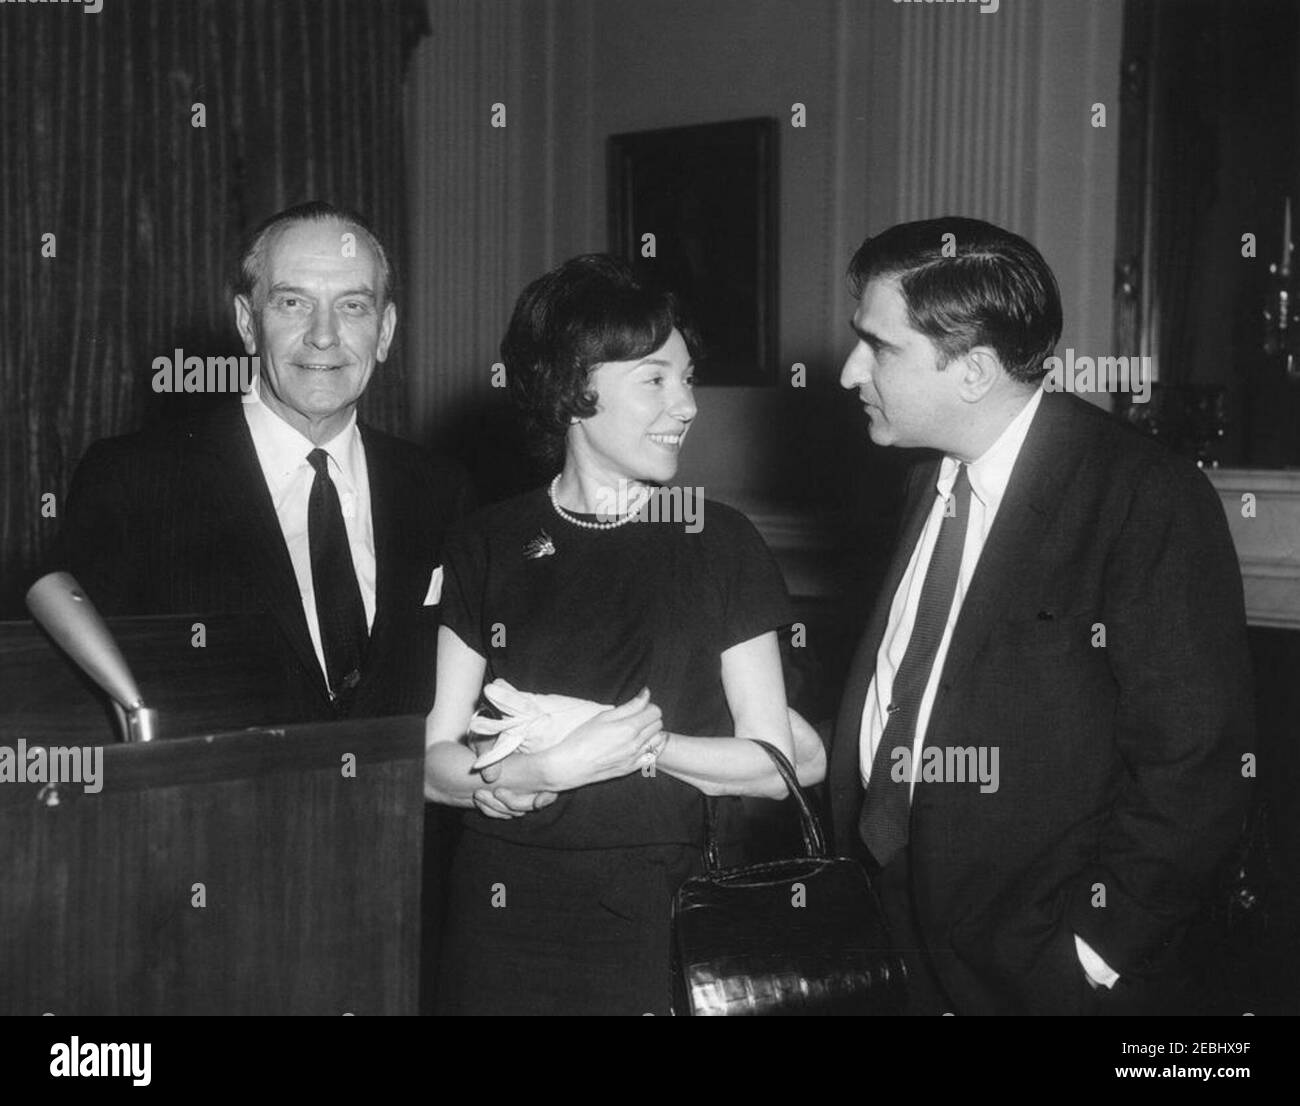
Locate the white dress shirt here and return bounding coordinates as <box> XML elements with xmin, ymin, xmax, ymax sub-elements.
<box><xmin>241</xmin><ymin>381</ymin><xmax>377</xmax><ymax>683</ymax></box>
<box><xmin>858</xmin><ymin>385</ymin><xmax>1118</xmax><ymax>989</ymax></box>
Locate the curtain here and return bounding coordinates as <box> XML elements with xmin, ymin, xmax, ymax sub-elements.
<box><xmin>0</xmin><ymin>0</ymin><xmax>428</xmax><ymax>616</ymax></box>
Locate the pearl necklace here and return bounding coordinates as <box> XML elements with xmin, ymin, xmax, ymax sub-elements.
<box><xmin>548</xmin><ymin>475</ymin><xmax>652</xmax><ymax>530</ymax></box>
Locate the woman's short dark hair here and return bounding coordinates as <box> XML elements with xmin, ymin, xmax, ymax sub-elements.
<box><xmin>847</xmin><ymin>216</ymin><xmax>1062</xmax><ymax>384</ymax></box>
<box><xmin>502</xmin><ymin>254</ymin><xmax>701</xmax><ymax>467</ymax></box>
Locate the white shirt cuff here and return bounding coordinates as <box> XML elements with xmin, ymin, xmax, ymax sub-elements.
<box><xmin>1074</xmin><ymin>933</ymin><xmax>1120</xmax><ymax>989</ymax></box>
<box><xmin>423</xmin><ymin>565</ymin><xmax>444</xmax><ymax>606</ymax></box>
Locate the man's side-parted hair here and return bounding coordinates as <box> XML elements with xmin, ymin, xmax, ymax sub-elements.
<box><xmin>233</xmin><ymin>200</ymin><xmax>394</xmax><ymax>306</ymax></box>
<box><xmin>847</xmin><ymin>216</ymin><xmax>1062</xmax><ymax>384</ymax></box>
<box><xmin>501</xmin><ymin>254</ymin><xmax>701</xmax><ymax>468</ymax></box>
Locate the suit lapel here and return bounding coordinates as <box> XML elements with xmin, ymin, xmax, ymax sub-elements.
<box><xmin>364</xmin><ymin>426</ymin><xmax>397</xmax><ymax>658</ymax></box>
<box><xmin>192</xmin><ymin>403</ymin><xmax>328</xmax><ymax>702</ymax></box>
<box><xmin>360</xmin><ymin>425</ymin><xmax>425</xmax><ymax>675</ymax></box>
<box><xmin>924</xmin><ymin>391</ymin><xmax>1082</xmax><ymax>736</ymax></box>
<box><xmin>834</xmin><ymin>459</ymin><xmax>939</xmax><ymax>744</ymax></box>
<box><xmin>830</xmin><ymin>457</ymin><xmax>941</xmax><ymax>831</ymax></box>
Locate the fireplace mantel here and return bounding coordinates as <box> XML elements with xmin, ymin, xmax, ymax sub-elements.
<box><xmin>1208</xmin><ymin>469</ymin><xmax>1300</xmax><ymax>631</ymax></box>
<box><xmin>735</xmin><ymin>471</ymin><xmax>1300</xmax><ymax>630</ymax></box>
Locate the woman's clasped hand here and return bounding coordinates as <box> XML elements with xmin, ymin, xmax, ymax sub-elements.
<box><xmin>471</xmin><ymin>687</ymin><xmax>667</xmax><ymax>818</ymax></box>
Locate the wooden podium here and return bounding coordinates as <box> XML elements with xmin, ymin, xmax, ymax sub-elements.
<box><xmin>0</xmin><ymin>618</ymin><xmax>426</xmax><ymax>1015</ymax></box>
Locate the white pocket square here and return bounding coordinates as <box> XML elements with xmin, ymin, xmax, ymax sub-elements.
<box><xmin>468</xmin><ymin>678</ymin><xmax>608</xmax><ymax>770</ymax></box>
<box><xmin>423</xmin><ymin>565</ymin><xmax>444</xmax><ymax>606</ymax></box>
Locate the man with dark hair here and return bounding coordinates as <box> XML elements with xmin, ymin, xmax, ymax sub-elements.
<box><xmin>829</xmin><ymin>216</ymin><xmax>1253</xmax><ymax>1014</ymax></box>
<box><xmin>52</xmin><ymin>200</ymin><xmax>472</xmax><ymax>721</ymax></box>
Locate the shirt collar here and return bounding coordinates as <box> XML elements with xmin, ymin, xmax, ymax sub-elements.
<box><xmin>241</xmin><ymin>375</ymin><xmax>362</xmax><ymax>494</ymax></box>
<box><xmin>937</xmin><ymin>385</ymin><xmax>1044</xmax><ymax>511</ymax></box>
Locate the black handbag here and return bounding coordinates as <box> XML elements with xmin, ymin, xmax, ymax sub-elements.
<box><xmin>670</xmin><ymin>740</ymin><xmax>908</xmax><ymax>1015</ymax></box>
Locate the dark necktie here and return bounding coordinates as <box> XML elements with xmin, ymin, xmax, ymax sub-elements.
<box><xmin>307</xmin><ymin>448</ymin><xmax>368</xmax><ymax>704</ymax></box>
<box><xmin>859</xmin><ymin>463</ymin><xmax>972</xmax><ymax>868</ymax></box>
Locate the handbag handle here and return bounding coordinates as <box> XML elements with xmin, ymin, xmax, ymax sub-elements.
<box><xmin>703</xmin><ymin>739</ymin><xmax>828</xmax><ymax>872</ymax></box>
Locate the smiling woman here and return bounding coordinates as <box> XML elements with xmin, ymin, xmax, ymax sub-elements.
<box><xmin>423</xmin><ymin>254</ymin><xmax>825</xmax><ymax>1016</ymax></box>
<box><xmin>562</xmin><ymin>327</ymin><xmax>697</xmax><ymax>498</ymax></box>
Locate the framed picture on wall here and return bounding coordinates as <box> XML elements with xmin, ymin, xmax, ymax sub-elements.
<box><xmin>608</xmin><ymin>117</ymin><xmax>778</xmax><ymax>386</ymax></box>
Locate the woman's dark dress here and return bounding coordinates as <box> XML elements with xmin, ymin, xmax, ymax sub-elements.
<box><xmin>433</xmin><ymin>487</ymin><xmax>792</xmax><ymax>1015</ymax></box>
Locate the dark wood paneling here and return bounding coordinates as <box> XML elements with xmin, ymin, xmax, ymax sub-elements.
<box><xmin>0</xmin><ymin>716</ymin><xmax>424</xmax><ymax>1015</ymax></box>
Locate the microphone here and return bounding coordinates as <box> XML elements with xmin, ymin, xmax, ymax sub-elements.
<box><xmin>25</xmin><ymin>571</ymin><xmax>157</xmax><ymax>742</ymax></box>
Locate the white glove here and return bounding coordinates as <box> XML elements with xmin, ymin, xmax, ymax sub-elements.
<box><xmin>468</xmin><ymin>678</ymin><xmax>610</xmax><ymax>770</ymax></box>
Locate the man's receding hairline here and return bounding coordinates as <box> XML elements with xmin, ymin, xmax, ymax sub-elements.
<box><xmin>857</xmin><ymin>272</ymin><xmax>934</xmax><ymax>343</ymax></box>
<box><xmin>245</xmin><ymin>214</ymin><xmax>390</xmax><ymax>304</ymax></box>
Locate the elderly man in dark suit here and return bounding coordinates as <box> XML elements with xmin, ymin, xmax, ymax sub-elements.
<box><xmin>52</xmin><ymin>201</ymin><xmax>471</xmax><ymax>722</ymax></box>
<box><xmin>52</xmin><ymin>201</ymin><xmax>472</xmax><ymax>1015</ymax></box>
<box><xmin>829</xmin><ymin>216</ymin><xmax>1253</xmax><ymax>1015</ymax></box>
